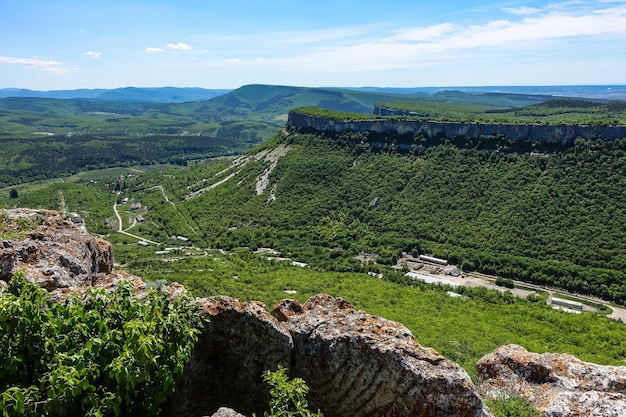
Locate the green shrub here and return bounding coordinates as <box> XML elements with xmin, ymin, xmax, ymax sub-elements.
<box><xmin>0</xmin><ymin>274</ymin><xmax>206</xmax><ymax>417</ymax></box>
<box><xmin>259</xmin><ymin>366</ymin><xmax>323</xmax><ymax>417</ymax></box>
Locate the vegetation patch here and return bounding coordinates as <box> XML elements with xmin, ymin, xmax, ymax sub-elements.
<box><xmin>0</xmin><ymin>275</ymin><xmax>206</xmax><ymax>417</ymax></box>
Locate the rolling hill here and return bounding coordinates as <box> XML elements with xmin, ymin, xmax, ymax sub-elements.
<box><xmin>0</xmin><ymin>85</ymin><xmax>558</xmax><ymax>187</ymax></box>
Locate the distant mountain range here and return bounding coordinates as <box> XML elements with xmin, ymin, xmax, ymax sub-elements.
<box><xmin>0</xmin><ymin>87</ymin><xmax>233</xmax><ymax>103</ymax></box>
<box><xmin>1</xmin><ymin>84</ymin><xmax>624</xmax><ymax>103</ymax></box>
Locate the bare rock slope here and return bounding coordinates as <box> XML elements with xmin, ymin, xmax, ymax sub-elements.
<box><xmin>171</xmin><ymin>294</ymin><xmax>494</xmax><ymax>417</ymax></box>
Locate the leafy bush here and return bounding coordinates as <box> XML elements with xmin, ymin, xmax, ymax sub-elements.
<box><xmin>258</xmin><ymin>366</ymin><xmax>322</xmax><ymax>417</ymax></box>
<box><xmin>0</xmin><ymin>274</ymin><xmax>206</xmax><ymax>417</ymax></box>
<box><xmin>495</xmin><ymin>277</ymin><xmax>515</xmax><ymax>289</ymax></box>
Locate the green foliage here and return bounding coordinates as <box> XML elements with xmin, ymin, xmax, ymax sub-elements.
<box><xmin>496</xmin><ymin>277</ymin><xmax>515</xmax><ymax>289</ymax></box>
<box><xmin>0</xmin><ymin>274</ymin><xmax>206</xmax><ymax>417</ymax></box>
<box><xmin>0</xmin><ymin>212</ymin><xmax>39</xmax><ymax>241</ymax></box>
<box><xmin>259</xmin><ymin>367</ymin><xmax>322</xmax><ymax>417</ymax></box>
<box><xmin>290</xmin><ymin>107</ymin><xmax>385</xmax><ymax>121</ymax></box>
<box><xmin>485</xmin><ymin>396</ymin><xmax>540</xmax><ymax>417</ymax></box>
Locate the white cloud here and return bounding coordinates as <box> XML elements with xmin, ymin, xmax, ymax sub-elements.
<box><xmin>145</xmin><ymin>47</ymin><xmax>164</xmax><ymax>54</ymax></box>
<box><xmin>0</xmin><ymin>55</ymin><xmax>68</xmax><ymax>74</ymax></box>
<box><xmin>167</xmin><ymin>42</ymin><xmax>192</xmax><ymax>51</ymax></box>
<box><xmin>84</xmin><ymin>51</ymin><xmax>102</xmax><ymax>58</ymax></box>
<box><xmin>503</xmin><ymin>7</ymin><xmax>542</xmax><ymax>15</ymax></box>
<box><xmin>226</xmin><ymin>58</ymin><xmax>241</xmax><ymax>63</ymax></box>
<box><xmin>265</xmin><ymin>2</ymin><xmax>626</xmax><ymax>74</ymax></box>
<box><xmin>390</xmin><ymin>23</ymin><xmax>456</xmax><ymax>42</ymax></box>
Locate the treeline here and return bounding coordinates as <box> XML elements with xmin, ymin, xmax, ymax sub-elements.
<box><xmin>375</xmin><ymin>98</ymin><xmax>626</xmax><ymax>125</ymax></box>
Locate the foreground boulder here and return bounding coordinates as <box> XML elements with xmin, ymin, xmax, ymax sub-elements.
<box><xmin>477</xmin><ymin>344</ymin><xmax>626</xmax><ymax>417</ymax></box>
<box><xmin>0</xmin><ymin>208</ymin><xmax>144</xmax><ymax>298</ymax></box>
<box><xmin>169</xmin><ymin>294</ymin><xmax>493</xmax><ymax>417</ymax></box>
<box><xmin>277</xmin><ymin>294</ymin><xmax>494</xmax><ymax>417</ymax></box>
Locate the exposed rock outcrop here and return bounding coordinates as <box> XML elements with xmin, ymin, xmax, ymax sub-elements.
<box><xmin>0</xmin><ymin>208</ymin><xmax>144</xmax><ymax>298</ymax></box>
<box><xmin>287</xmin><ymin>111</ymin><xmax>626</xmax><ymax>146</ymax></box>
<box><xmin>210</xmin><ymin>407</ymin><xmax>246</xmax><ymax>417</ymax></box>
<box><xmin>477</xmin><ymin>344</ymin><xmax>626</xmax><ymax>417</ymax></box>
<box><xmin>169</xmin><ymin>294</ymin><xmax>493</xmax><ymax>417</ymax></box>
<box><xmin>279</xmin><ymin>295</ymin><xmax>493</xmax><ymax>417</ymax></box>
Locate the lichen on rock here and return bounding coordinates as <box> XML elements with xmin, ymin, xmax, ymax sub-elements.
<box><xmin>477</xmin><ymin>344</ymin><xmax>626</xmax><ymax>417</ymax></box>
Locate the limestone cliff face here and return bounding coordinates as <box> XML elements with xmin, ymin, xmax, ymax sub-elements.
<box><xmin>287</xmin><ymin>111</ymin><xmax>626</xmax><ymax>146</ymax></box>
<box><xmin>477</xmin><ymin>344</ymin><xmax>626</xmax><ymax>417</ymax></box>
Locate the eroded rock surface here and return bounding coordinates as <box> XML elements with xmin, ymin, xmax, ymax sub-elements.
<box><xmin>477</xmin><ymin>344</ymin><xmax>626</xmax><ymax>417</ymax></box>
<box><xmin>169</xmin><ymin>294</ymin><xmax>493</xmax><ymax>417</ymax></box>
<box><xmin>278</xmin><ymin>295</ymin><xmax>493</xmax><ymax>417</ymax></box>
<box><xmin>167</xmin><ymin>296</ymin><xmax>293</xmax><ymax>417</ymax></box>
<box><xmin>0</xmin><ymin>209</ymin><xmax>137</xmax><ymax>298</ymax></box>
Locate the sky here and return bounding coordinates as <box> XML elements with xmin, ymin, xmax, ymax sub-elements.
<box><xmin>1</xmin><ymin>0</ymin><xmax>625</xmax><ymax>90</ymax></box>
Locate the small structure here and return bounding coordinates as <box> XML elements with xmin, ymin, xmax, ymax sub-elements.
<box><xmin>551</xmin><ymin>296</ymin><xmax>583</xmax><ymax>311</ymax></box>
<box><xmin>419</xmin><ymin>254</ymin><xmax>448</xmax><ymax>266</ymax></box>
<box><xmin>176</xmin><ymin>236</ymin><xmax>190</xmax><ymax>242</ymax></box>
<box><xmin>444</xmin><ymin>266</ymin><xmax>461</xmax><ymax>277</ymax></box>
<box><xmin>130</xmin><ymin>202</ymin><xmax>142</xmax><ymax>211</ymax></box>
<box><xmin>137</xmin><ymin>241</ymin><xmax>149</xmax><ymax>247</ymax></box>
<box><xmin>406</xmin><ymin>272</ymin><xmax>459</xmax><ymax>288</ymax></box>
<box><xmin>135</xmin><ymin>215</ymin><xmax>145</xmax><ymax>222</ymax></box>
<box><xmin>69</xmin><ymin>213</ymin><xmax>87</xmax><ymax>231</ymax></box>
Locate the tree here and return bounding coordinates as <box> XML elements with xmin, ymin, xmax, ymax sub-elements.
<box><xmin>9</xmin><ymin>188</ymin><xmax>17</xmax><ymax>199</ymax></box>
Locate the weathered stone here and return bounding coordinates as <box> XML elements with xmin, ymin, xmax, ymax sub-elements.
<box><xmin>280</xmin><ymin>294</ymin><xmax>493</xmax><ymax>417</ymax></box>
<box><xmin>209</xmin><ymin>407</ymin><xmax>246</xmax><ymax>417</ymax></box>
<box><xmin>168</xmin><ymin>294</ymin><xmax>494</xmax><ymax>417</ymax></box>
<box><xmin>166</xmin><ymin>296</ymin><xmax>294</xmax><ymax>417</ymax></box>
<box><xmin>0</xmin><ymin>209</ymin><xmax>114</xmax><ymax>294</ymax></box>
<box><xmin>477</xmin><ymin>344</ymin><xmax>626</xmax><ymax>417</ymax></box>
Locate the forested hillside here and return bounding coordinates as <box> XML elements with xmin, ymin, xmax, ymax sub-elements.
<box><xmin>115</xmin><ymin>131</ymin><xmax>626</xmax><ymax>304</ymax></box>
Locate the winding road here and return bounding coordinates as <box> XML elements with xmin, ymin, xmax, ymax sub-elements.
<box><xmin>112</xmin><ymin>202</ymin><xmax>159</xmax><ymax>245</ymax></box>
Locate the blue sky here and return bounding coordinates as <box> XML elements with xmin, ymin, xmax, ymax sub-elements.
<box><xmin>1</xmin><ymin>0</ymin><xmax>625</xmax><ymax>90</ymax></box>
